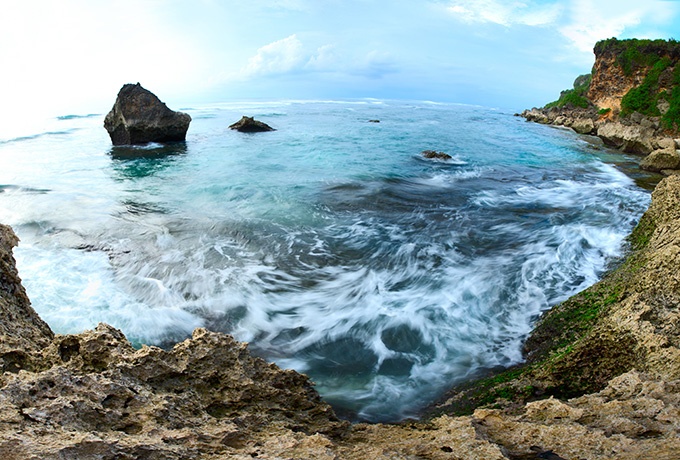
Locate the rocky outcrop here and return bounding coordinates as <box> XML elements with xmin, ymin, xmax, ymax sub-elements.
<box><xmin>0</xmin><ymin>224</ymin><xmax>53</xmax><ymax>373</ymax></box>
<box><xmin>104</xmin><ymin>83</ymin><xmax>191</xmax><ymax>145</ymax></box>
<box><xmin>3</xmin><ymin>174</ymin><xmax>680</xmax><ymax>458</ymax></box>
<box><xmin>596</xmin><ymin>120</ymin><xmax>657</xmax><ymax>154</ymax></box>
<box><xmin>229</xmin><ymin>116</ymin><xmax>275</xmax><ymax>133</ymax></box>
<box><xmin>421</xmin><ymin>150</ymin><xmax>452</xmax><ymax>160</ymax></box>
<box><xmin>641</xmin><ymin>137</ymin><xmax>680</xmax><ymax>172</ymax></box>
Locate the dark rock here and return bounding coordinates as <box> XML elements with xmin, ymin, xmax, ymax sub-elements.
<box><xmin>368</xmin><ymin>119</ymin><xmax>380</xmax><ymax>123</ymax></box>
<box><xmin>104</xmin><ymin>83</ymin><xmax>191</xmax><ymax>145</ymax></box>
<box><xmin>422</xmin><ymin>150</ymin><xmax>452</xmax><ymax>160</ymax></box>
<box><xmin>229</xmin><ymin>116</ymin><xmax>275</xmax><ymax>133</ymax></box>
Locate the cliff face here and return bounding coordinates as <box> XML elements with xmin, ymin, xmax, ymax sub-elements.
<box><xmin>2</xmin><ymin>173</ymin><xmax>680</xmax><ymax>458</ymax></box>
<box><xmin>588</xmin><ymin>51</ymin><xmax>640</xmax><ymax>112</ymax></box>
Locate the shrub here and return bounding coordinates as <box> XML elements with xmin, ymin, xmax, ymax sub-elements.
<box><xmin>544</xmin><ymin>74</ymin><xmax>591</xmax><ymax>109</ymax></box>
<box><xmin>621</xmin><ymin>57</ymin><xmax>672</xmax><ymax>117</ymax></box>
<box><xmin>661</xmin><ymin>64</ymin><xmax>680</xmax><ymax>129</ymax></box>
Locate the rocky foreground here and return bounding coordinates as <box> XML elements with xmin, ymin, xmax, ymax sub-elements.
<box><xmin>1</xmin><ymin>171</ymin><xmax>680</xmax><ymax>458</ymax></box>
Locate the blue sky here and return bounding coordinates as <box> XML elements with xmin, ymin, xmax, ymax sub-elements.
<box><xmin>2</xmin><ymin>0</ymin><xmax>679</xmax><ymax>119</ymax></box>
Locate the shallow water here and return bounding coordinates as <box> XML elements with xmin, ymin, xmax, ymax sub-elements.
<box><xmin>0</xmin><ymin>100</ymin><xmax>653</xmax><ymax>421</ymax></box>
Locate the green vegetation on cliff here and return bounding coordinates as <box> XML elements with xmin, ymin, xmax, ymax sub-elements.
<box><xmin>544</xmin><ymin>74</ymin><xmax>591</xmax><ymax>109</ymax></box>
<box><xmin>598</xmin><ymin>38</ymin><xmax>680</xmax><ymax>130</ymax></box>
<box><xmin>594</xmin><ymin>37</ymin><xmax>680</xmax><ymax>76</ymax></box>
<box><xmin>621</xmin><ymin>57</ymin><xmax>672</xmax><ymax>116</ymax></box>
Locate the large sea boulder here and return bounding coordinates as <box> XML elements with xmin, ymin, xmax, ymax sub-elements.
<box><xmin>229</xmin><ymin>116</ymin><xmax>275</xmax><ymax>132</ymax></box>
<box><xmin>104</xmin><ymin>83</ymin><xmax>191</xmax><ymax>145</ymax></box>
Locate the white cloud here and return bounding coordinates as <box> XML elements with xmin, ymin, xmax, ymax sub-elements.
<box><xmin>239</xmin><ymin>36</ymin><xmax>398</xmax><ymax>81</ymax></box>
<box><xmin>446</xmin><ymin>0</ymin><xmax>562</xmax><ymax>27</ymax></box>
<box><xmin>241</xmin><ymin>35</ymin><xmax>307</xmax><ymax>77</ymax></box>
<box><xmin>444</xmin><ymin>0</ymin><xmax>680</xmax><ymax>58</ymax></box>
<box><xmin>305</xmin><ymin>44</ymin><xmax>340</xmax><ymax>71</ymax></box>
<box><xmin>559</xmin><ymin>0</ymin><xmax>678</xmax><ymax>53</ymax></box>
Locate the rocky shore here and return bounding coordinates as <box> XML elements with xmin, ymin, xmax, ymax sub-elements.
<box><xmin>520</xmin><ymin>106</ymin><xmax>680</xmax><ymax>174</ymax></box>
<box><xmin>2</xmin><ymin>170</ymin><xmax>680</xmax><ymax>458</ymax></box>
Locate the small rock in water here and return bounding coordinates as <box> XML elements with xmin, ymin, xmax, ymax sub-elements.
<box><xmin>368</xmin><ymin>119</ymin><xmax>380</xmax><ymax>123</ymax></box>
<box><xmin>421</xmin><ymin>150</ymin><xmax>452</xmax><ymax>160</ymax></box>
<box><xmin>229</xmin><ymin>116</ymin><xmax>275</xmax><ymax>132</ymax></box>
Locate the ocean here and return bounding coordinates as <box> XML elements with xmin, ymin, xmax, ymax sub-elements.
<box><xmin>0</xmin><ymin>99</ymin><xmax>654</xmax><ymax>421</ymax></box>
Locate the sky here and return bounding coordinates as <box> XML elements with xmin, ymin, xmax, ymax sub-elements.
<box><xmin>1</xmin><ymin>0</ymin><xmax>679</xmax><ymax>121</ymax></box>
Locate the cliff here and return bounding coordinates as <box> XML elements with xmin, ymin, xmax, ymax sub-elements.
<box><xmin>521</xmin><ymin>38</ymin><xmax>680</xmax><ymax>173</ymax></box>
<box><xmin>2</xmin><ymin>169</ymin><xmax>680</xmax><ymax>458</ymax></box>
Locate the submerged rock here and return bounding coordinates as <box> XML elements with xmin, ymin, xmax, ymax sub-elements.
<box><xmin>422</xmin><ymin>150</ymin><xmax>452</xmax><ymax>160</ymax></box>
<box><xmin>229</xmin><ymin>116</ymin><xmax>275</xmax><ymax>132</ymax></box>
<box><xmin>104</xmin><ymin>83</ymin><xmax>191</xmax><ymax>145</ymax></box>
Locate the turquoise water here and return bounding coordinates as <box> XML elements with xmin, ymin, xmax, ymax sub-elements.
<box><xmin>0</xmin><ymin>100</ymin><xmax>653</xmax><ymax>421</ymax></box>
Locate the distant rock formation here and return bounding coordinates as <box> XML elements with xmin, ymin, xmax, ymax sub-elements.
<box><xmin>422</xmin><ymin>150</ymin><xmax>452</xmax><ymax>160</ymax></box>
<box><xmin>368</xmin><ymin>119</ymin><xmax>380</xmax><ymax>123</ymax></box>
<box><xmin>229</xmin><ymin>116</ymin><xmax>275</xmax><ymax>133</ymax></box>
<box><xmin>104</xmin><ymin>83</ymin><xmax>191</xmax><ymax>145</ymax></box>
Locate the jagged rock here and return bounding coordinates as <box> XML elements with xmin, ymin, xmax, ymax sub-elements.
<box><xmin>522</xmin><ymin>108</ymin><xmax>550</xmax><ymax>124</ymax></box>
<box><xmin>472</xmin><ymin>371</ymin><xmax>680</xmax><ymax>460</ymax></box>
<box><xmin>229</xmin><ymin>116</ymin><xmax>275</xmax><ymax>133</ymax></box>
<box><xmin>104</xmin><ymin>83</ymin><xmax>191</xmax><ymax>145</ymax></box>
<box><xmin>596</xmin><ymin>121</ymin><xmax>656</xmax><ymax>154</ymax></box>
<box><xmin>422</xmin><ymin>150</ymin><xmax>452</xmax><ymax>160</ymax></box>
<box><xmin>571</xmin><ymin>118</ymin><xmax>595</xmax><ymax>134</ymax></box>
<box><xmin>641</xmin><ymin>144</ymin><xmax>680</xmax><ymax>172</ymax></box>
<box><xmin>0</xmin><ymin>224</ymin><xmax>53</xmax><ymax>373</ymax></box>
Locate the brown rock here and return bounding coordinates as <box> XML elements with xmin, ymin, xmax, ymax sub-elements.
<box><xmin>422</xmin><ymin>150</ymin><xmax>452</xmax><ymax>160</ymax></box>
<box><xmin>229</xmin><ymin>116</ymin><xmax>275</xmax><ymax>133</ymax></box>
<box><xmin>0</xmin><ymin>224</ymin><xmax>53</xmax><ymax>374</ymax></box>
